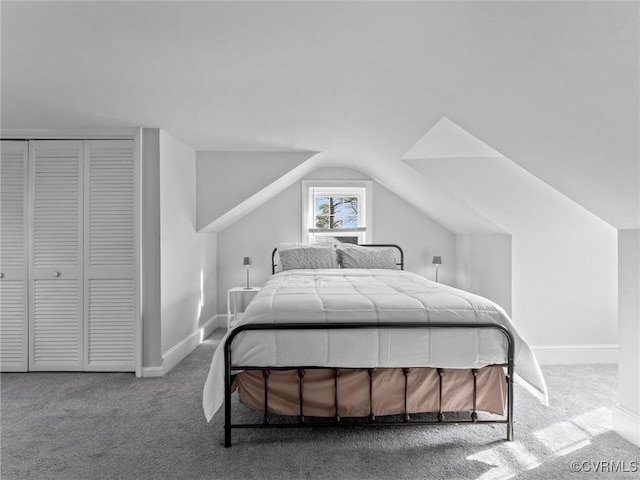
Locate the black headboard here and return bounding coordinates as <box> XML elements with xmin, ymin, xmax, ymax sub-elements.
<box><xmin>271</xmin><ymin>244</ymin><xmax>404</xmax><ymax>274</ymax></box>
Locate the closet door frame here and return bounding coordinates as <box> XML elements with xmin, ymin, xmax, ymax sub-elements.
<box><xmin>2</xmin><ymin>129</ymin><xmax>142</xmax><ymax>376</ymax></box>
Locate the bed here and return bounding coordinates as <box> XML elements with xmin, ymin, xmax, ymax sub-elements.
<box><xmin>203</xmin><ymin>244</ymin><xmax>548</xmax><ymax>447</ymax></box>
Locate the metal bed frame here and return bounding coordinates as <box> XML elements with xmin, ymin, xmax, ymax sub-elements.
<box><xmin>223</xmin><ymin>245</ymin><xmax>514</xmax><ymax>447</ymax></box>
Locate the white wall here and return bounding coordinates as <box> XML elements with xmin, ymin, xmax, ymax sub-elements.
<box><xmin>613</xmin><ymin>229</ymin><xmax>640</xmax><ymax>446</ymax></box>
<box><xmin>215</xmin><ymin>167</ymin><xmax>457</xmax><ymax>314</ymax></box>
<box><xmin>513</xmin><ymin>217</ymin><xmax>617</xmax><ymax>352</ymax></box>
<box><xmin>456</xmin><ymin>234</ymin><xmax>512</xmax><ymax>316</ymax></box>
<box><xmin>407</xmin><ymin>157</ymin><xmax>618</xmax><ymax>361</ymax></box>
<box><xmin>196</xmin><ymin>151</ymin><xmax>313</xmax><ymax>231</ymax></box>
<box><xmin>141</xmin><ymin>128</ymin><xmax>162</xmax><ymax>368</ymax></box>
<box><xmin>159</xmin><ymin>131</ymin><xmax>217</xmax><ymax>355</ymax></box>
<box><xmin>372</xmin><ymin>180</ymin><xmax>456</xmax><ymax>283</ymax></box>
<box><xmin>217</xmin><ymin>182</ymin><xmax>300</xmax><ymax>313</ymax></box>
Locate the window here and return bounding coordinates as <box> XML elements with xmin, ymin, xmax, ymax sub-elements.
<box><xmin>302</xmin><ymin>180</ymin><xmax>373</xmax><ymax>244</ymax></box>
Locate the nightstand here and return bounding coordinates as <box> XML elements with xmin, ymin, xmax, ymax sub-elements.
<box><xmin>227</xmin><ymin>286</ymin><xmax>261</xmax><ymax>329</ymax></box>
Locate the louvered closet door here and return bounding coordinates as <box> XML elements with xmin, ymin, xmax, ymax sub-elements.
<box><xmin>29</xmin><ymin>141</ymin><xmax>83</xmax><ymax>370</ymax></box>
<box><xmin>0</xmin><ymin>141</ymin><xmax>29</xmax><ymax>371</ymax></box>
<box><xmin>84</xmin><ymin>140</ymin><xmax>137</xmax><ymax>371</ymax></box>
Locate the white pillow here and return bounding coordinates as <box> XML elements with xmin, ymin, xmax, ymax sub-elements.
<box><xmin>336</xmin><ymin>244</ymin><xmax>397</xmax><ymax>269</ymax></box>
<box><xmin>277</xmin><ymin>242</ymin><xmax>334</xmax><ymax>252</ymax></box>
<box><xmin>278</xmin><ymin>246</ymin><xmax>339</xmax><ymax>270</ymax></box>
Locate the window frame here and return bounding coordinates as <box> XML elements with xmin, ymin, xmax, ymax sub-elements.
<box><xmin>301</xmin><ymin>180</ymin><xmax>373</xmax><ymax>244</ymax></box>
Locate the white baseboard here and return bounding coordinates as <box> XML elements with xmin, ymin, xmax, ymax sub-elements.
<box><xmin>531</xmin><ymin>344</ymin><xmax>618</xmax><ymax>364</ymax></box>
<box><xmin>142</xmin><ymin>316</ymin><xmax>220</xmax><ymax>377</ymax></box>
<box><xmin>613</xmin><ymin>404</ymin><xmax>640</xmax><ymax>447</ymax></box>
<box><xmin>206</xmin><ymin>314</ymin><xmax>227</xmax><ymax>336</ymax></box>
<box><xmin>161</xmin><ymin>329</ymin><xmax>204</xmax><ymax>374</ymax></box>
<box><xmin>141</xmin><ymin>366</ymin><xmax>164</xmax><ymax>377</ymax></box>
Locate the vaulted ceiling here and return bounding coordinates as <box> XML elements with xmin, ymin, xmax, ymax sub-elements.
<box><xmin>2</xmin><ymin>1</ymin><xmax>638</xmax><ymax>231</ymax></box>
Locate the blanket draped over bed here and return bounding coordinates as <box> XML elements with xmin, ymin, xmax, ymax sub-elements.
<box><xmin>203</xmin><ymin>269</ymin><xmax>548</xmax><ymax>421</ymax></box>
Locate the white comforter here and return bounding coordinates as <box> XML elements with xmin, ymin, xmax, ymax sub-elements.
<box><xmin>203</xmin><ymin>269</ymin><xmax>548</xmax><ymax>421</ymax></box>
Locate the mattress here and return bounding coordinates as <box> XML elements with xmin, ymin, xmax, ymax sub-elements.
<box><xmin>203</xmin><ymin>269</ymin><xmax>548</xmax><ymax>421</ymax></box>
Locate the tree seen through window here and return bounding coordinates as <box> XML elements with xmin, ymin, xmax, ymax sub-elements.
<box><xmin>314</xmin><ymin>196</ymin><xmax>359</xmax><ymax>230</ymax></box>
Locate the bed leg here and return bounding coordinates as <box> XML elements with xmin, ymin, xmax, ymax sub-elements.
<box><xmin>505</xmin><ymin>327</ymin><xmax>515</xmax><ymax>441</ymax></box>
<box><xmin>224</xmin><ymin>426</ymin><xmax>232</xmax><ymax>448</ymax></box>
<box><xmin>506</xmin><ymin>368</ymin><xmax>514</xmax><ymax>441</ymax></box>
<box><xmin>224</xmin><ymin>342</ymin><xmax>232</xmax><ymax>448</ymax></box>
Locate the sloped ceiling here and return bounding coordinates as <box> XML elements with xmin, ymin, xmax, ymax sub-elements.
<box><xmin>2</xmin><ymin>1</ymin><xmax>638</xmax><ymax>230</ymax></box>
<box><xmin>196</xmin><ymin>151</ymin><xmax>316</xmax><ymax>231</ymax></box>
<box><xmin>403</xmin><ymin>117</ymin><xmax>504</xmax><ymax>160</ymax></box>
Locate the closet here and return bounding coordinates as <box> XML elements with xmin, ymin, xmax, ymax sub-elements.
<box><xmin>0</xmin><ymin>139</ymin><xmax>138</xmax><ymax>372</ymax></box>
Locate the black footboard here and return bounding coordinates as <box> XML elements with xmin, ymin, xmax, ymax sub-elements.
<box><xmin>223</xmin><ymin>322</ymin><xmax>515</xmax><ymax>447</ymax></box>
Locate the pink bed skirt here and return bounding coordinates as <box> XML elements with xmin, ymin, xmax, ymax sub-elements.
<box><xmin>233</xmin><ymin>366</ymin><xmax>506</xmax><ymax>417</ymax></box>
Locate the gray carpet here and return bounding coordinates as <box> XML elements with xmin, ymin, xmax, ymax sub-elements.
<box><xmin>2</xmin><ymin>329</ymin><xmax>639</xmax><ymax>480</ymax></box>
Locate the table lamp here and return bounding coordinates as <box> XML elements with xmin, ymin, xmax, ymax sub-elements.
<box><xmin>243</xmin><ymin>257</ymin><xmax>252</xmax><ymax>289</ymax></box>
<box><xmin>432</xmin><ymin>256</ymin><xmax>442</xmax><ymax>283</ymax></box>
